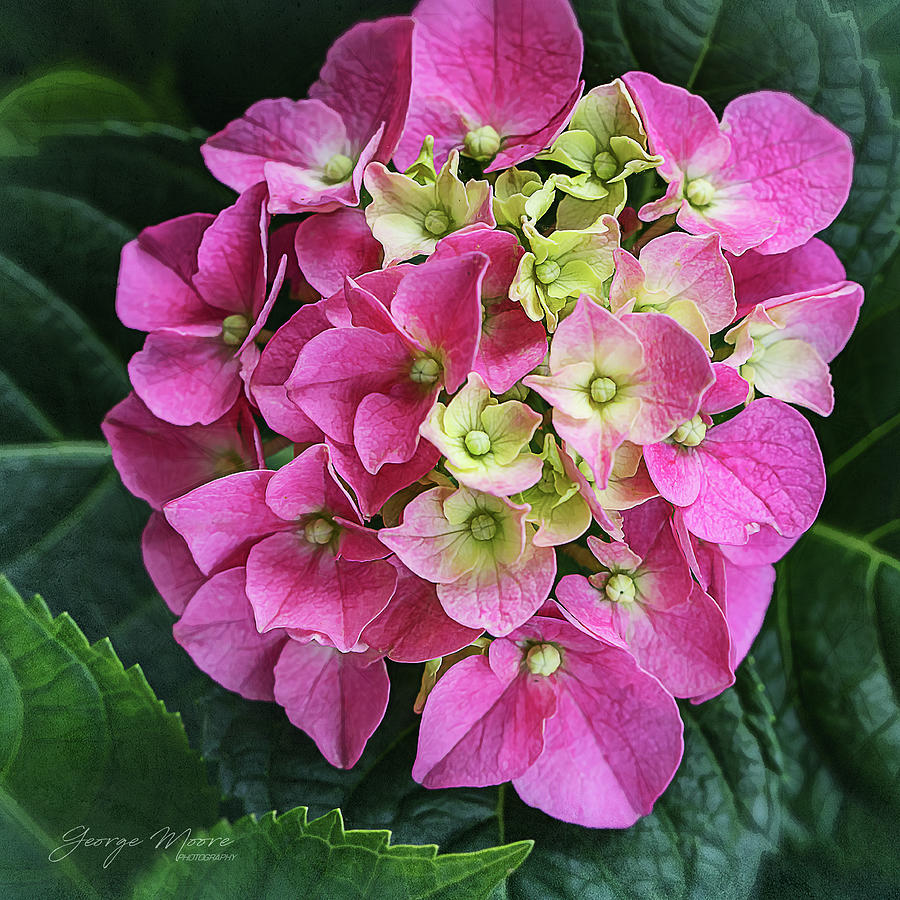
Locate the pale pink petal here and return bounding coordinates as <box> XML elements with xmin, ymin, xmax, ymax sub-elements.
<box><xmin>142</xmin><ymin>513</ymin><xmax>205</xmax><ymax>615</ymax></box>
<box><xmin>129</xmin><ymin>332</ymin><xmax>242</xmax><ymax>427</ymax></box>
<box><xmin>294</xmin><ymin>209</ymin><xmax>383</xmax><ymax>298</ymax></box>
<box><xmin>309</xmin><ymin>17</ymin><xmax>414</xmax><ymax>160</ymax></box>
<box><xmin>104</xmin><ymin>393</ymin><xmax>260</xmax><ymax>509</ymax></box>
<box><xmin>274</xmin><ymin>639</ymin><xmax>390</xmax><ymax>768</ymax></box>
<box><xmin>413</xmin><ymin>653</ymin><xmax>556</xmax><ymax>787</ymax></box>
<box><xmin>752</xmin><ymin>339</ymin><xmax>835</xmax><ymax>415</ymax></box>
<box><xmin>684</xmin><ymin>398</ymin><xmax>825</xmax><ymax>543</ymax></box>
<box><xmin>250</xmin><ymin>302</ymin><xmax>330</xmax><ymax>442</ymax></box>
<box><xmin>174</xmin><ymin>567</ymin><xmax>287</xmax><ymax>701</ymax></box>
<box><xmin>164</xmin><ymin>470</ymin><xmax>287</xmax><ymax>574</ymax></box>
<box><xmin>720</xmin><ymin>91</ymin><xmax>853</xmax><ymax>254</ymax></box>
<box><xmin>608</xmin><ymin>247</ymin><xmax>646</xmax><ymax>311</ymax></box>
<box><xmin>362</xmin><ymin>561</ymin><xmax>482</xmax><ymax>662</ymax></box>
<box><xmin>246</xmin><ymin>533</ymin><xmax>396</xmax><ymax>650</ymax></box>
<box><xmin>727</xmin><ymin>238</ymin><xmax>846</xmax><ymax>317</ymax></box>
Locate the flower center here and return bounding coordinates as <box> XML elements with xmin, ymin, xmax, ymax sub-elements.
<box><xmin>590</xmin><ymin>376</ymin><xmax>617</xmax><ymax>404</ymax></box>
<box><xmin>464</xmin><ymin>429</ymin><xmax>491</xmax><ymax>457</ymax></box>
<box><xmin>410</xmin><ymin>356</ymin><xmax>441</xmax><ymax>385</ymax></box>
<box><xmin>469</xmin><ymin>513</ymin><xmax>498</xmax><ymax>542</ymax></box>
<box><xmin>534</xmin><ymin>260</ymin><xmax>560</xmax><ymax>284</ymax></box>
<box><xmin>672</xmin><ymin>414</ymin><xmax>707</xmax><ymax>447</ymax></box>
<box><xmin>221</xmin><ymin>314</ymin><xmax>250</xmax><ymax>347</ymax></box>
<box><xmin>463</xmin><ymin>125</ymin><xmax>501</xmax><ymax>162</ymax></box>
<box><xmin>525</xmin><ymin>642</ymin><xmax>562</xmax><ymax>676</ymax></box>
<box><xmin>322</xmin><ymin>153</ymin><xmax>354</xmax><ymax>184</ymax></box>
<box><xmin>592</xmin><ymin>150</ymin><xmax>618</xmax><ymax>180</ymax></box>
<box><xmin>685</xmin><ymin>178</ymin><xmax>715</xmax><ymax>208</ymax></box>
<box><xmin>423</xmin><ymin>208</ymin><xmax>450</xmax><ymax>236</ymax></box>
<box><xmin>304</xmin><ymin>517</ymin><xmax>335</xmax><ymax>545</ymax></box>
<box><xmin>605</xmin><ymin>573</ymin><xmax>636</xmax><ymax>603</ymax></box>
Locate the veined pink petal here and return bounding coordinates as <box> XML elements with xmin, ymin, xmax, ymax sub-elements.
<box><xmin>701</xmin><ymin>363</ymin><xmax>751</xmax><ymax>415</ymax></box>
<box><xmin>273</xmin><ymin>639</ymin><xmax>390</xmax><ymax>769</ymax></box>
<box><xmin>643</xmin><ymin>441</ymin><xmax>704</xmax><ymax>507</ymax></box>
<box><xmin>294</xmin><ymin>209</ymin><xmax>383</xmax><ymax>297</ymax></box>
<box><xmin>413</xmin><ymin>653</ymin><xmax>557</xmax><ymax>787</ymax></box>
<box><xmin>141</xmin><ymin>512</ymin><xmax>205</xmax><ymax>615</ymax></box>
<box><xmin>164</xmin><ymin>470</ymin><xmax>287</xmax><ymax>575</ymax></box>
<box><xmin>174</xmin><ymin>567</ymin><xmax>287</xmax><ymax>701</ymax></box>
<box><xmin>720</xmin><ymin>559</ymin><xmax>775</xmax><ymax>668</ymax></box>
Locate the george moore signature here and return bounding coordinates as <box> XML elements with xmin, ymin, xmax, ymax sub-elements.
<box><xmin>48</xmin><ymin>825</ymin><xmax>235</xmax><ymax>869</ymax></box>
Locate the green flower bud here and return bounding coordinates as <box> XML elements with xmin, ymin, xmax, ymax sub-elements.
<box><xmin>469</xmin><ymin>512</ymin><xmax>498</xmax><ymax>542</ymax></box>
<box><xmin>304</xmin><ymin>518</ymin><xmax>335</xmax><ymax>545</ymax></box>
<box><xmin>221</xmin><ymin>314</ymin><xmax>250</xmax><ymax>347</ymax></box>
<box><xmin>464</xmin><ymin>125</ymin><xmax>501</xmax><ymax>162</ymax></box>
<box><xmin>410</xmin><ymin>357</ymin><xmax>441</xmax><ymax>385</ymax></box>
<box><xmin>605</xmin><ymin>573</ymin><xmax>636</xmax><ymax>603</ymax></box>
<box><xmin>423</xmin><ymin>208</ymin><xmax>450</xmax><ymax>236</ymax></box>
<box><xmin>590</xmin><ymin>376</ymin><xmax>617</xmax><ymax>404</ymax></box>
<box><xmin>592</xmin><ymin>150</ymin><xmax>619</xmax><ymax>180</ymax></box>
<box><xmin>672</xmin><ymin>415</ymin><xmax>707</xmax><ymax>447</ymax></box>
<box><xmin>685</xmin><ymin>178</ymin><xmax>715</xmax><ymax>208</ymax></box>
<box><xmin>323</xmin><ymin>153</ymin><xmax>354</xmax><ymax>184</ymax></box>
<box><xmin>526</xmin><ymin>642</ymin><xmax>562</xmax><ymax>676</ymax></box>
<box><xmin>534</xmin><ymin>260</ymin><xmax>561</xmax><ymax>284</ymax></box>
<box><xmin>464</xmin><ymin>429</ymin><xmax>492</xmax><ymax>457</ymax></box>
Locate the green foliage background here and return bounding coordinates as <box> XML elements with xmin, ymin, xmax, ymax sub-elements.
<box><xmin>0</xmin><ymin>0</ymin><xmax>898</xmax><ymax>896</ymax></box>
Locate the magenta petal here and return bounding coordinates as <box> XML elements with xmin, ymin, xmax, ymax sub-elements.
<box><xmin>129</xmin><ymin>331</ymin><xmax>242</xmax><ymax>427</ymax></box>
<box><xmin>142</xmin><ymin>513</ymin><xmax>205</xmax><ymax>615</ymax></box>
<box><xmin>354</xmin><ymin>386</ymin><xmax>438</xmax><ymax>474</ymax></box>
<box><xmin>643</xmin><ymin>442</ymin><xmax>703</xmax><ymax>507</ymax></box>
<box><xmin>309</xmin><ymin>17</ymin><xmax>414</xmax><ymax>160</ymax></box>
<box><xmin>294</xmin><ymin>209</ymin><xmax>383</xmax><ymax>298</ymax></box>
<box><xmin>264</xmin><ymin>444</ymin><xmax>358</xmax><ymax>523</ymax></box>
<box><xmin>193</xmin><ymin>183</ymin><xmax>268</xmax><ymax>317</ymax></box>
<box><xmin>727</xmin><ymin>238</ymin><xmax>846</xmax><ymax>317</ymax></box>
<box><xmin>685</xmin><ymin>398</ymin><xmax>826</xmax><ymax>544</ymax></box>
<box><xmin>719</xmin><ymin>526</ymin><xmax>798</xmax><ymax>566</ymax></box>
<box><xmin>720</xmin><ymin>92</ymin><xmax>853</xmax><ymax>254</ymax></box>
<box><xmin>287</xmin><ymin>326</ymin><xmax>410</xmax><ymax>444</ymax></box>
<box><xmin>327</xmin><ymin>437</ymin><xmax>440</xmax><ymax>519</ymax></box>
<box><xmin>476</xmin><ymin>303</ymin><xmax>549</xmax><ymax>393</ymax></box>
<box><xmin>413</xmin><ymin>653</ymin><xmax>556</xmax><ymax>787</ymax></box>
<box><xmin>362</xmin><ymin>561</ymin><xmax>482</xmax><ymax>662</ymax></box>
<box><xmin>437</xmin><ymin>540</ymin><xmax>557</xmax><ymax>636</ymax></box>
<box><xmin>721</xmin><ymin>560</ymin><xmax>775</xmax><ymax>667</ymax></box>
<box><xmin>250</xmin><ymin>302</ymin><xmax>330</xmax><ymax>442</ymax></box>
<box><xmin>115</xmin><ymin>214</ymin><xmax>217</xmax><ymax>333</ymax></box>
<box><xmin>173</xmin><ymin>567</ymin><xmax>287</xmax><ymax>701</ymax></box>
<box><xmin>103</xmin><ymin>392</ymin><xmax>260</xmax><ymax>509</ymax></box>
<box><xmin>245</xmin><ymin>533</ymin><xmax>396</xmax><ymax>651</ymax></box>
<box><xmin>164</xmin><ymin>470</ymin><xmax>286</xmax><ymax>575</ymax></box>
<box><xmin>273</xmin><ymin>639</ymin><xmax>390</xmax><ymax>768</ymax></box>
<box><xmin>390</xmin><ymin>252</ymin><xmax>487</xmax><ymax>391</ymax></box>
<box><xmin>510</xmin><ymin>617</ymin><xmax>683</xmax><ymax>828</ymax></box>
<box><xmin>702</xmin><ymin>363</ymin><xmax>751</xmax><ymax>415</ymax></box>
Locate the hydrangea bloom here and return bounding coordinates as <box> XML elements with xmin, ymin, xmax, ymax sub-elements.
<box><xmin>105</xmin><ymin>0</ymin><xmax>862</xmax><ymax>829</ymax></box>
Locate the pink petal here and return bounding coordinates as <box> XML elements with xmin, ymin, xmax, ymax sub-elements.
<box><xmin>129</xmin><ymin>331</ymin><xmax>242</xmax><ymax>426</ymax></box>
<box><xmin>621</xmin><ymin>312</ymin><xmax>715</xmax><ymax>444</ymax></box>
<box><xmin>326</xmin><ymin>436</ymin><xmax>440</xmax><ymax>519</ymax></box>
<box><xmin>193</xmin><ymin>183</ymin><xmax>268</xmax><ymax>317</ymax></box>
<box><xmin>103</xmin><ymin>392</ymin><xmax>260</xmax><ymax>509</ymax></box>
<box><xmin>684</xmin><ymin>398</ymin><xmax>825</xmax><ymax>544</ymax></box>
<box><xmin>719</xmin><ymin>526</ymin><xmax>798</xmax><ymax>566</ymax></box>
<box><xmin>309</xmin><ymin>17</ymin><xmax>414</xmax><ymax>160</ymax></box>
<box><xmin>437</xmin><ymin>538</ymin><xmax>557</xmax><ymax>636</ymax></box>
<box><xmin>173</xmin><ymin>567</ymin><xmax>287</xmax><ymax>701</ymax></box>
<box><xmin>643</xmin><ymin>441</ymin><xmax>704</xmax><ymax>507</ymax></box>
<box><xmin>164</xmin><ymin>470</ymin><xmax>287</xmax><ymax>575</ymax></box>
<box><xmin>701</xmin><ymin>363</ymin><xmax>751</xmax><ymax>415</ymax></box>
<box><xmin>362</xmin><ymin>561</ymin><xmax>482</xmax><ymax>662</ymax></box>
<box><xmin>116</xmin><ymin>214</ymin><xmax>218</xmax><ymax>333</ymax></box>
<box><xmin>142</xmin><ymin>512</ymin><xmax>205</xmax><ymax>615</ymax></box>
<box><xmin>246</xmin><ymin>533</ymin><xmax>396</xmax><ymax>651</ymax></box>
<box><xmin>727</xmin><ymin>238</ymin><xmax>846</xmax><ymax>317</ymax></box>
<box><xmin>294</xmin><ymin>209</ymin><xmax>383</xmax><ymax>298</ymax></box>
<box><xmin>554</xmin><ymin>575</ymin><xmax>628</xmax><ymax>650</ymax></box>
<box><xmin>273</xmin><ymin>639</ymin><xmax>390</xmax><ymax>768</ymax></box>
<box><xmin>413</xmin><ymin>653</ymin><xmax>556</xmax><ymax>787</ymax></box>
<box><xmin>250</xmin><ymin>302</ymin><xmax>330</xmax><ymax>442</ymax></box>
<box><xmin>510</xmin><ymin>616</ymin><xmax>684</xmax><ymax>828</ymax></box>
<box><xmin>390</xmin><ymin>252</ymin><xmax>487</xmax><ymax>391</ymax></box>
<box><xmin>721</xmin><ymin>560</ymin><xmax>775</xmax><ymax>667</ymax></box>
<box><xmin>720</xmin><ymin>91</ymin><xmax>853</xmax><ymax>254</ymax></box>
<box><xmin>268</xmin><ymin>222</ymin><xmax>315</xmax><ymax>302</ymax></box>
<box><xmin>397</xmin><ymin>0</ymin><xmax>583</xmax><ymax>170</ymax></box>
